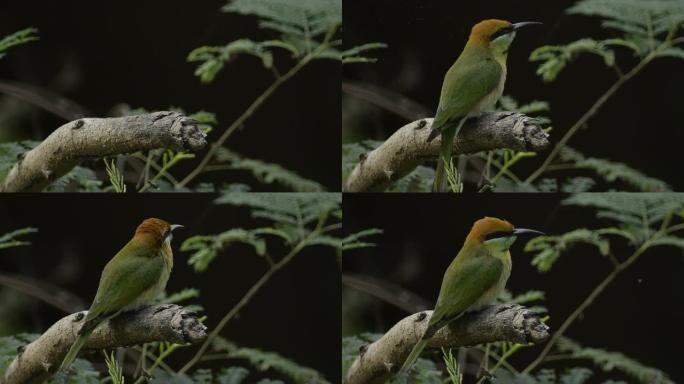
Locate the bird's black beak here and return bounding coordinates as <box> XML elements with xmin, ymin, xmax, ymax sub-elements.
<box><xmin>170</xmin><ymin>224</ymin><xmax>184</xmax><ymax>231</ymax></box>
<box><xmin>513</xmin><ymin>228</ymin><xmax>545</xmax><ymax>237</ymax></box>
<box><xmin>512</xmin><ymin>21</ymin><xmax>543</xmax><ymax>31</ymax></box>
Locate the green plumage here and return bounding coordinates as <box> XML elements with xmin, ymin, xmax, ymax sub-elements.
<box><xmin>60</xmin><ymin>237</ymin><xmax>170</xmax><ymax>370</ymax></box>
<box><xmin>398</xmin><ymin>242</ymin><xmax>510</xmax><ymax>376</ymax></box>
<box><xmin>430</xmin><ymin>48</ymin><xmax>503</xmax><ymax>191</ymax></box>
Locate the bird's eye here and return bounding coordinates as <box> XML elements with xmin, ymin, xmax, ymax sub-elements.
<box><xmin>485</xmin><ymin>231</ymin><xmax>513</xmax><ymax>241</ymax></box>
<box><xmin>490</xmin><ymin>27</ymin><xmax>514</xmax><ymax>41</ymax></box>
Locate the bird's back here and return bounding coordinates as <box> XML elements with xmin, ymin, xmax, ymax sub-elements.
<box><xmin>427</xmin><ymin>244</ymin><xmax>504</xmax><ymax>334</ymax></box>
<box><xmin>432</xmin><ymin>45</ymin><xmax>502</xmax><ymax>132</ymax></box>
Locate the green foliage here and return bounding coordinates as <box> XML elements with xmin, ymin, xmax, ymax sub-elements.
<box><xmin>223</xmin><ymin>0</ymin><xmax>341</xmax><ymax>56</ymax></box>
<box><xmin>0</xmin><ymin>227</ymin><xmax>38</xmax><ymax>250</ymax></box>
<box><xmin>1</xmin><ymin>334</ymin><xmax>99</xmax><ymax>383</ymax></box>
<box><xmin>525</xmin><ymin>229</ymin><xmax>610</xmax><ymax>272</ymax></box>
<box><xmin>229</xmin><ymin>347</ymin><xmax>330</xmax><ymax>384</ymax></box>
<box><xmin>532</xmin><ymin>0</ymin><xmax>684</xmax><ymax>81</ymax></box>
<box><xmin>47</xmin><ymin>166</ymin><xmax>103</xmax><ymax>192</ymax></box>
<box><xmin>390</xmin><ymin>165</ymin><xmax>434</xmax><ymax>193</ymax></box>
<box><xmin>151</xmin><ymin>368</ymin><xmax>251</xmax><ymax>384</ymax></box>
<box><xmin>341</xmin><ymin>42</ymin><xmax>388</xmax><ymax>64</ymax></box>
<box><xmin>104</xmin><ymin>158</ymin><xmax>127</xmax><ymax>193</ymax></box>
<box><xmin>557</xmin><ymin>337</ymin><xmax>673</xmax><ymax>384</ymax></box>
<box><xmin>568</xmin><ymin>0</ymin><xmax>684</xmax><ymax>41</ymax></box>
<box><xmin>48</xmin><ymin>359</ymin><xmax>101</xmax><ymax>384</ymax></box>
<box><xmin>341</xmin><ymin>140</ymin><xmax>381</xmax><ymax>182</ymax></box>
<box><xmin>442</xmin><ymin>348</ymin><xmax>463</xmax><ymax>384</ymax></box>
<box><xmin>0</xmin><ymin>27</ymin><xmax>38</xmax><ymax>59</ymax></box>
<box><xmin>217</xmin><ymin>367</ymin><xmax>250</xmax><ymax>384</ymax></box>
<box><xmin>0</xmin><ymin>334</ymin><xmax>38</xmax><ymax>376</ymax></box>
<box><xmin>215</xmin><ymin>192</ymin><xmax>340</xmax><ymax>236</ymax></box>
<box><xmin>524</xmin><ymin>193</ymin><xmax>684</xmax><ymax>273</ymax></box>
<box><xmin>214</xmin><ymin>148</ymin><xmax>325</xmax><ymax>192</ymax></box>
<box><xmin>188</xmin><ymin>40</ymin><xmax>276</xmax><ymax>83</ymax></box>
<box><xmin>0</xmin><ymin>141</ymin><xmax>39</xmax><ymax>184</ymax></box>
<box><xmin>341</xmin><ymin>228</ymin><xmax>383</xmax><ymax>252</ymax></box>
<box><xmin>103</xmin><ymin>350</ymin><xmax>124</xmax><ymax>384</ymax></box>
<box><xmin>494</xmin><ymin>368</ymin><xmax>594</xmax><ymax>384</ymax></box>
<box><xmin>182</xmin><ymin>228</ymin><xmax>267</xmax><ymax>272</ymax></box>
<box><xmin>560</xmin><ymin>148</ymin><xmax>670</xmax><ymax>192</ymax></box>
<box><xmin>444</xmin><ymin>156</ymin><xmax>464</xmax><ymax>193</ymax></box>
<box><xmin>564</xmin><ymin>193</ymin><xmax>684</xmax><ymax>242</ymax></box>
<box><xmin>530</xmin><ymin>39</ymin><xmax>621</xmax><ymax>82</ymax></box>
<box><xmin>190</xmin><ymin>0</ymin><xmax>342</xmax><ymax>82</ymax></box>
<box><xmin>341</xmin><ymin>333</ymin><xmax>381</xmax><ymax>374</ymax></box>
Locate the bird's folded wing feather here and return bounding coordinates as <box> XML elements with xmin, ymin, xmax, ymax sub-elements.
<box><xmin>433</xmin><ymin>57</ymin><xmax>502</xmax><ymax>132</ymax></box>
<box><xmin>85</xmin><ymin>242</ymin><xmax>164</xmax><ymax>322</ymax></box>
<box><xmin>429</xmin><ymin>248</ymin><xmax>503</xmax><ymax>331</ymax></box>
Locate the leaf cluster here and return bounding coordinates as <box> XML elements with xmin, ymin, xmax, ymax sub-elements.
<box><xmin>0</xmin><ymin>28</ymin><xmax>38</xmax><ymax>59</ymax></box>
<box><xmin>214</xmin><ymin>148</ymin><xmax>324</xmax><ymax>192</ymax></box>
<box><xmin>531</xmin><ymin>0</ymin><xmax>684</xmax><ymax>82</ymax></box>
<box><xmin>557</xmin><ymin>337</ymin><xmax>673</xmax><ymax>384</ymax></box>
<box><xmin>189</xmin><ymin>0</ymin><xmax>342</xmax><ymax>83</ymax></box>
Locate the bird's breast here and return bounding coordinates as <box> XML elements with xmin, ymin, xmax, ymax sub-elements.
<box><xmin>470</xmin><ymin>61</ymin><xmax>507</xmax><ymax>115</ymax></box>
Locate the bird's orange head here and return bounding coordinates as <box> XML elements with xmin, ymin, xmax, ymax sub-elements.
<box><xmin>134</xmin><ymin>218</ymin><xmax>183</xmax><ymax>246</ymax></box>
<box><xmin>466</xmin><ymin>216</ymin><xmax>514</xmax><ymax>243</ymax></box>
<box><xmin>467</xmin><ymin>19</ymin><xmax>542</xmax><ymax>47</ymax></box>
<box><xmin>469</xmin><ymin>19</ymin><xmax>514</xmax><ymax>43</ymax></box>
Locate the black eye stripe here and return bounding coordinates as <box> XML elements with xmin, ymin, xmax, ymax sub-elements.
<box><xmin>485</xmin><ymin>231</ymin><xmax>513</xmax><ymax>241</ymax></box>
<box><xmin>490</xmin><ymin>27</ymin><xmax>514</xmax><ymax>41</ymax></box>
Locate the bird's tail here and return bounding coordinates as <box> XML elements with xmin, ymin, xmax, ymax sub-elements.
<box><xmin>432</xmin><ymin>118</ymin><xmax>467</xmax><ymax>192</ymax></box>
<box><xmin>432</xmin><ymin>129</ymin><xmax>455</xmax><ymax>192</ymax></box>
<box><xmin>397</xmin><ymin>337</ymin><xmax>430</xmax><ymax>378</ymax></box>
<box><xmin>60</xmin><ymin>331</ymin><xmax>90</xmax><ymax>370</ymax></box>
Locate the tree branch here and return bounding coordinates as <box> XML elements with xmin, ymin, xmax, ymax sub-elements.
<box><xmin>343</xmin><ymin>304</ymin><xmax>550</xmax><ymax>384</ymax></box>
<box><xmin>1</xmin><ymin>111</ymin><xmax>208</xmax><ymax>192</ymax></box>
<box><xmin>2</xmin><ymin>304</ymin><xmax>207</xmax><ymax>384</ymax></box>
<box><xmin>343</xmin><ymin>112</ymin><xmax>549</xmax><ymax>192</ymax></box>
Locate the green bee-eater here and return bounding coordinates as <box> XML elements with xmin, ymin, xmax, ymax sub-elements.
<box><xmin>398</xmin><ymin>217</ymin><xmax>543</xmax><ymax>375</ymax></box>
<box><xmin>428</xmin><ymin>19</ymin><xmax>541</xmax><ymax>192</ymax></box>
<box><xmin>60</xmin><ymin>218</ymin><xmax>183</xmax><ymax>370</ymax></box>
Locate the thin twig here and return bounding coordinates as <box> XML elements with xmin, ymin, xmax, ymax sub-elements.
<box><xmin>177</xmin><ymin>39</ymin><xmax>335</xmax><ymax>188</ymax></box>
<box><xmin>177</xmin><ymin>236</ymin><xmax>312</xmax><ymax>375</ymax></box>
<box><xmin>522</xmin><ymin>235</ymin><xmax>656</xmax><ymax>373</ymax></box>
<box><xmin>525</xmin><ymin>53</ymin><xmax>655</xmax><ymax>184</ymax></box>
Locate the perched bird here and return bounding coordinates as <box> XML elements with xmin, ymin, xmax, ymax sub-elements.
<box><xmin>60</xmin><ymin>218</ymin><xmax>183</xmax><ymax>369</ymax></box>
<box><xmin>398</xmin><ymin>217</ymin><xmax>543</xmax><ymax>375</ymax></box>
<box><xmin>428</xmin><ymin>19</ymin><xmax>541</xmax><ymax>192</ymax></box>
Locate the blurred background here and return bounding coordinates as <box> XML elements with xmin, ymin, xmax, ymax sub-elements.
<box><xmin>343</xmin><ymin>0</ymin><xmax>684</xmax><ymax>190</ymax></box>
<box><xmin>0</xmin><ymin>195</ymin><xmax>340</xmax><ymax>381</ymax></box>
<box><xmin>343</xmin><ymin>194</ymin><xmax>684</xmax><ymax>382</ymax></box>
<box><xmin>0</xmin><ymin>0</ymin><xmax>340</xmax><ymax>190</ymax></box>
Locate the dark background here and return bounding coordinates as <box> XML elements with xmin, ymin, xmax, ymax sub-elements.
<box><xmin>342</xmin><ymin>0</ymin><xmax>684</xmax><ymax>190</ymax></box>
<box><xmin>343</xmin><ymin>194</ymin><xmax>684</xmax><ymax>382</ymax></box>
<box><xmin>0</xmin><ymin>195</ymin><xmax>341</xmax><ymax>382</ymax></box>
<box><xmin>0</xmin><ymin>0</ymin><xmax>341</xmax><ymax>190</ymax></box>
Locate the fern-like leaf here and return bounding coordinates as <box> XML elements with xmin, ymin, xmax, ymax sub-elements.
<box><xmin>229</xmin><ymin>347</ymin><xmax>330</xmax><ymax>384</ymax></box>
<box><xmin>214</xmin><ymin>148</ymin><xmax>324</xmax><ymax>192</ymax></box>
<box><xmin>558</xmin><ymin>337</ymin><xmax>673</xmax><ymax>384</ymax></box>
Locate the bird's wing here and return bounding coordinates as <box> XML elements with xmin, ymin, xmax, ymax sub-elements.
<box><xmin>432</xmin><ymin>57</ymin><xmax>502</xmax><ymax>132</ymax></box>
<box><xmin>427</xmin><ymin>247</ymin><xmax>503</xmax><ymax>334</ymax></box>
<box><xmin>85</xmin><ymin>241</ymin><xmax>164</xmax><ymax>323</ymax></box>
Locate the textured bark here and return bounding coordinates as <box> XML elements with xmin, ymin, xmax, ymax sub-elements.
<box><xmin>1</xmin><ymin>111</ymin><xmax>207</xmax><ymax>192</ymax></box>
<box><xmin>343</xmin><ymin>112</ymin><xmax>549</xmax><ymax>192</ymax></box>
<box><xmin>343</xmin><ymin>304</ymin><xmax>550</xmax><ymax>384</ymax></box>
<box><xmin>2</xmin><ymin>304</ymin><xmax>207</xmax><ymax>384</ymax></box>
